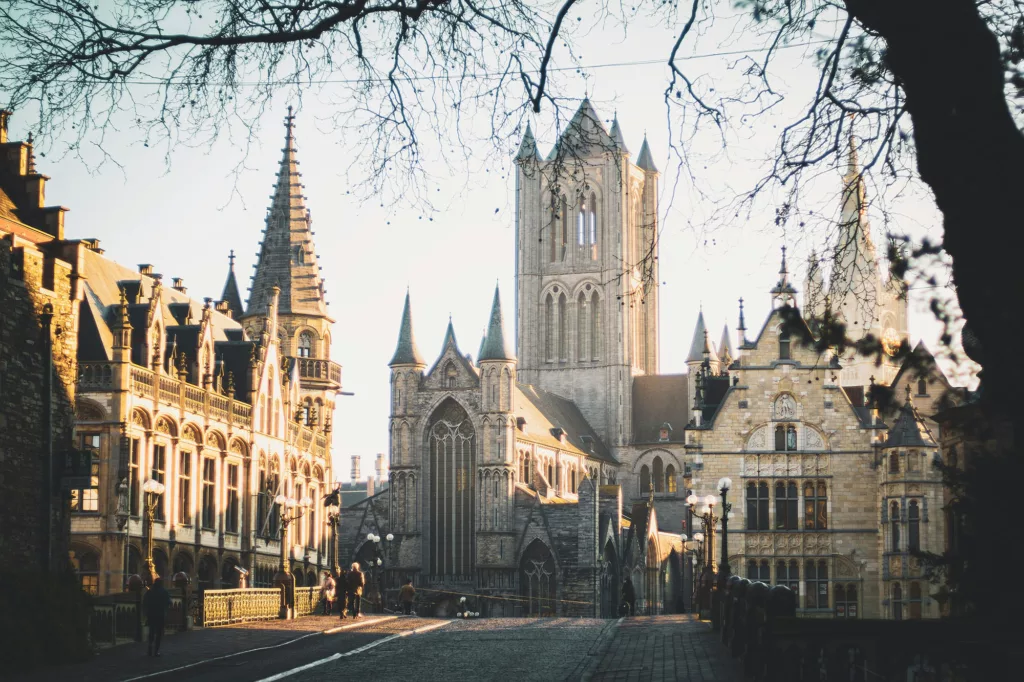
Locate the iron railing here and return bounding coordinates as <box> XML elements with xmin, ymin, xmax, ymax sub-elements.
<box><xmin>201</xmin><ymin>588</ymin><xmax>282</xmax><ymax>627</ymax></box>
<box><xmin>294</xmin><ymin>587</ymin><xmax>323</xmax><ymax>617</ymax></box>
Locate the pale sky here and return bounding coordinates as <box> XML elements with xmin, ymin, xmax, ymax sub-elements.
<box><xmin>10</xmin><ymin>11</ymin><xmax>973</xmax><ymax>482</ymax></box>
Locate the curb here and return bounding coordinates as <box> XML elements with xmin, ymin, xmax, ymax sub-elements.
<box><xmin>574</xmin><ymin>617</ymin><xmax>623</xmax><ymax>682</ymax></box>
<box><xmin>323</xmin><ymin>615</ymin><xmax>398</xmax><ymax>634</ymax></box>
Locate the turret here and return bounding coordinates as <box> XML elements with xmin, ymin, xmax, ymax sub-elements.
<box><xmin>220</xmin><ymin>250</ymin><xmax>244</xmax><ymax>320</ymax></box>
<box><xmin>479</xmin><ymin>285</ymin><xmax>516</xmax><ymax>450</ymax></box>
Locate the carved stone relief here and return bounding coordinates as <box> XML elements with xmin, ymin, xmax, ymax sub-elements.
<box><xmin>804</xmin><ymin>427</ymin><xmax>824</xmax><ymax>450</ymax></box>
<box><xmin>774</xmin><ymin>394</ymin><xmax>797</xmax><ymax>420</ymax></box>
<box><xmin>744</xmin><ymin>456</ymin><xmax>757</xmax><ymax>475</ymax></box>
<box><xmin>746</xmin><ymin>426</ymin><xmax>767</xmax><ymax>451</ymax></box>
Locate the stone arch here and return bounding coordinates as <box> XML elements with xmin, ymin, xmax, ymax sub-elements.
<box><xmin>293</xmin><ymin>325</ymin><xmax>321</xmax><ymax>358</ymax></box>
<box><xmin>154</xmin><ymin>415</ymin><xmax>177</xmax><ymax>437</ymax></box>
<box><xmin>131</xmin><ymin>407</ymin><xmax>152</xmax><ymax>430</ymax></box>
<box><xmin>229</xmin><ymin>438</ymin><xmax>248</xmax><ymax>457</ymax></box>
<box><xmin>425</xmin><ymin>397</ymin><xmax>475</xmax><ymax>577</ymax></box>
<box><xmin>172</xmin><ymin>550</ymin><xmax>195</xmax><ymax>576</ymax></box>
<box><xmin>221</xmin><ymin>557</ymin><xmax>242</xmax><ymax>588</ymax></box>
<box><xmin>519</xmin><ymin>539</ymin><xmax>556</xmax><ymax>616</ymax></box>
<box><xmin>75</xmin><ymin>398</ymin><xmax>106</xmax><ymax>421</ymax></box>
<box><xmin>197</xmin><ymin>554</ymin><xmax>218</xmax><ymax>590</ymax></box>
<box><xmin>182</xmin><ymin>423</ymin><xmax>203</xmax><ymax>444</ymax></box>
<box><xmin>205</xmin><ymin>430</ymin><xmax>226</xmax><ymax>452</ymax></box>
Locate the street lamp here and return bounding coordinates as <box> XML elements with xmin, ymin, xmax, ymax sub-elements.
<box><xmin>274</xmin><ymin>495</ymin><xmax>312</xmax><ymax>618</ymax></box>
<box><xmin>687</xmin><ymin>492</ymin><xmax>720</xmax><ymax>619</ymax></box>
<box><xmin>142</xmin><ymin>478</ymin><xmax>165</xmax><ymax>585</ymax></box>
<box><xmin>713</xmin><ymin>477</ymin><xmax>733</xmax><ymax>632</ymax></box>
<box><xmin>326</xmin><ymin>503</ymin><xmax>341</xmax><ymax>575</ymax></box>
<box><xmin>365</xmin><ymin>532</ymin><xmax>393</xmax><ymax>612</ymax></box>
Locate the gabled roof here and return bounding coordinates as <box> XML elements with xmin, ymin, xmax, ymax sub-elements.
<box><xmin>545</xmin><ymin>99</ymin><xmax>617</xmax><ymax>161</ymax></box>
<box><xmin>516</xmin><ymin>383</ymin><xmax>615</xmax><ymax>463</ymax></box>
<box><xmin>389</xmin><ymin>291</ymin><xmax>425</xmax><ymax>367</ymax></box>
<box><xmin>244</xmin><ymin>108</ymin><xmax>330</xmax><ymax>321</ymax></box>
<box><xmin>635</xmin><ymin>136</ymin><xmax>658</xmax><ymax>172</ymax></box>
<box><xmin>424</xmin><ymin>318</ymin><xmax>478</xmax><ymax>380</ymax></box>
<box><xmin>890</xmin><ymin>341</ymin><xmax>952</xmax><ymax>395</ymax></box>
<box><xmin>478</xmin><ymin>284</ymin><xmax>515</xmax><ymax>362</ymax></box>
<box><xmin>883</xmin><ymin>393</ymin><xmax>937</xmax><ymax>449</ymax></box>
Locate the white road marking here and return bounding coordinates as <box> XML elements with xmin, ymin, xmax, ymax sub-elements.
<box><xmin>115</xmin><ymin>616</ymin><xmax>399</xmax><ymax>682</ymax></box>
<box><xmin>253</xmin><ymin>620</ymin><xmax>451</xmax><ymax>682</ymax></box>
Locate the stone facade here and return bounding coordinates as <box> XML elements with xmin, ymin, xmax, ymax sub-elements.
<box><xmin>0</xmin><ymin>110</ymin><xmax>78</xmax><ymax>574</ymax></box>
<box><xmin>2</xmin><ymin>111</ymin><xmax>341</xmax><ymax>595</ymax></box>
<box><xmin>353</xmin><ymin>100</ymin><xmax>951</xmax><ymax>621</ymax></box>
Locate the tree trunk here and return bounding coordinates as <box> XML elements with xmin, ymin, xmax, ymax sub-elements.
<box><xmin>846</xmin><ymin>0</ymin><xmax>1024</xmax><ymax>419</ymax></box>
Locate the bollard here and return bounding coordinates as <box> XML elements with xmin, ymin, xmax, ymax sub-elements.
<box><xmin>743</xmin><ymin>581</ymin><xmax>769</xmax><ymax>679</ymax></box>
<box><xmin>728</xmin><ymin>578</ymin><xmax>751</xmax><ymax>657</ymax></box>
<box><xmin>763</xmin><ymin>585</ymin><xmax>796</xmax><ymax>681</ymax></box>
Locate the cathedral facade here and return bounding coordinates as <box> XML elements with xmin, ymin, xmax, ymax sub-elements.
<box><xmin>345</xmin><ymin>99</ymin><xmax>952</xmax><ymax>621</ymax></box>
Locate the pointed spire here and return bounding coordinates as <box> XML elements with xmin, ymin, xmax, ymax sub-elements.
<box><xmin>635</xmin><ymin>135</ymin><xmax>658</xmax><ymax>172</ymax></box>
<box><xmin>389</xmin><ymin>290</ymin><xmax>425</xmax><ymax>367</ymax></box>
<box><xmin>609</xmin><ymin>113</ymin><xmax>629</xmax><ymax>153</ymax></box>
<box><xmin>687</xmin><ymin>311</ymin><xmax>717</xmax><ymax>364</ymax></box>
<box><xmin>243</xmin><ymin>107</ymin><xmax>329</xmax><ymax>321</ymax></box>
<box><xmin>770</xmin><ymin>245</ymin><xmax>798</xmax><ymax>307</ymax></box>
<box><xmin>515</xmin><ymin>121</ymin><xmax>540</xmax><ymax>162</ymax></box>
<box><xmin>737</xmin><ymin>297</ymin><xmax>747</xmax><ymax>336</ymax></box>
<box><xmin>220</xmin><ymin>250</ymin><xmax>244</xmax><ymax>319</ymax></box>
<box><xmin>442</xmin><ymin>317</ymin><xmax>460</xmax><ymax>353</ymax></box>
<box><xmin>883</xmin><ymin>386</ymin><xmax>937</xmax><ymax>449</ymax></box>
<box><xmin>718</xmin><ymin>325</ymin><xmax>735</xmax><ymax>365</ymax></box>
<box><xmin>479</xmin><ymin>284</ymin><xmax>515</xmax><ymax>362</ymax></box>
<box><xmin>546</xmin><ymin>98</ymin><xmax>616</xmax><ymax>160</ymax></box>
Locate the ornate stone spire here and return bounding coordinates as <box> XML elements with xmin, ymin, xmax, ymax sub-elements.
<box><xmin>389</xmin><ymin>290</ymin><xmax>425</xmax><ymax>367</ymax></box>
<box><xmin>243</xmin><ymin>107</ymin><xmax>329</xmax><ymax>321</ymax></box>
<box><xmin>770</xmin><ymin>246</ymin><xmax>798</xmax><ymax>307</ymax></box>
<box><xmin>220</xmin><ymin>250</ymin><xmax>244</xmax><ymax>320</ymax></box>
<box><xmin>686</xmin><ymin>310</ymin><xmax>716</xmax><ymax>364</ymax></box>
<box><xmin>609</xmin><ymin>113</ymin><xmax>629</xmax><ymax>154</ymax></box>
<box><xmin>478</xmin><ymin>284</ymin><xmax>515</xmax><ymax>362</ymax></box>
<box><xmin>515</xmin><ymin>121</ymin><xmax>540</xmax><ymax>163</ymax></box>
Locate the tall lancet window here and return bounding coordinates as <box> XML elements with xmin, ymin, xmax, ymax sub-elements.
<box><xmin>558</xmin><ymin>293</ymin><xmax>568</xmax><ymax>362</ymax></box>
<box><xmin>549</xmin><ymin>193</ymin><xmax>558</xmax><ymax>263</ymax></box>
<box><xmin>560</xmin><ymin>196</ymin><xmax>568</xmax><ymax>262</ymax></box>
<box><xmin>544</xmin><ymin>294</ymin><xmax>555</xmax><ymax>363</ymax></box>
<box><xmin>589</xmin><ymin>192</ymin><xmax>598</xmax><ymax>260</ymax></box>
<box><xmin>577</xmin><ymin>293</ymin><xmax>588</xmax><ymax>362</ymax></box>
<box><xmin>428</xmin><ymin>399</ymin><xmax>475</xmax><ymax>577</ymax></box>
<box><xmin>577</xmin><ymin>196</ymin><xmax>586</xmax><ymax>259</ymax></box>
<box><xmin>590</xmin><ymin>290</ymin><xmax>601</xmax><ymax>360</ymax></box>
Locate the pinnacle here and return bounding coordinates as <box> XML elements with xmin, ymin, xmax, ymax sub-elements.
<box><xmin>478</xmin><ymin>284</ymin><xmax>515</xmax><ymax>362</ymax></box>
<box><xmin>389</xmin><ymin>291</ymin><xmax>425</xmax><ymax>367</ymax></box>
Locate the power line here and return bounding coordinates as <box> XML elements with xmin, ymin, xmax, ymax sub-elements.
<box><xmin>63</xmin><ymin>39</ymin><xmax>833</xmax><ymax>87</ymax></box>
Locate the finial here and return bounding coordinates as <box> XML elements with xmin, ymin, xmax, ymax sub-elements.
<box><xmin>229</xmin><ymin>250</ymin><xmax>235</xmax><ymax>269</ymax></box>
<box><xmin>780</xmin><ymin>245</ymin><xmax>788</xmax><ymax>275</ymax></box>
<box><xmin>905</xmin><ymin>383</ymin><xmax>913</xmax><ymax>404</ymax></box>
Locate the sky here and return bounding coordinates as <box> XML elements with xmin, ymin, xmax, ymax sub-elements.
<box><xmin>10</xmin><ymin>8</ymin><xmax>974</xmax><ymax>483</ymax></box>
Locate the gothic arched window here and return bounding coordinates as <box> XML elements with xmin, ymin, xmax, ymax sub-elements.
<box><xmin>746</xmin><ymin>481</ymin><xmax>769</xmax><ymax>531</ymax></box>
<box><xmin>523</xmin><ymin>453</ymin><xmax>532</xmax><ymax>485</ymax></box>
<box><xmin>445</xmin><ymin>362</ymin><xmax>457</xmax><ymax>388</ymax></box>
<box><xmin>917</xmin><ymin>378</ymin><xmax>927</xmax><ymax>395</ymax></box>
<box><xmin>890</xmin><ymin>452</ymin><xmax>900</xmax><ymax>473</ymax></box>
<box><xmin>577</xmin><ymin>197</ymin><xmax>586</xmax><ymax>250</ymax></box>
<box><xmin>804</xmin><ymin>481</ymin><xmax>828</xmax><ymax>530</ymax></box>
<box><xmin>786</xmin><ymin>425</ymin><xmax>797</xmax><ymax>451</ymax></box>
<box><xmin>558</xmin><ymin>293</ymin><xmax>568</xmax><ymax>361</ymax></box>
<box><xmin>909</xmin><ymin>582</ymin><xmax>922</xmax><ymax>619</ymax></box>
<box><xmin>908</xmin><ymin>500</ymin><xmax>920</xmax><ymax>552</ymax></box>
<box><xmin>640</xmin><ymin>465</ymin><xmax>651</xmax><ymax>495</ymax></box>
<box><xmin>560</xmin><ymin>195</ymin><xmax>568</xmax><ymax>261</ymax></box>
<box><xmin>427</xmin><ymin>399</ymin><xmax>475</xmax><ymax>577</ymax></box>
<box><xmin>890</xmin><ymin>501</ymin><xmax>901</xmax><ymax>552</ymax></box>
<box><xmin>652</xmin><ymin>456</ymin><xmax>664</xmax><ymax>493</ymax></box>
<box><xmin>665</xmin><ymin>464</ymin><xmax>676</xmax><ymax>493</ymax></box>
<box><xmin>590</xmin><ymin>291</ymin><xmax>601</xmax><ymax>360</ymax></box>
<box><xmin>549</xmin><ymin>193</ymin><xmax>558</xmax><ymax>263</ymax></box>
<box><xmin>298</xmin><ymin>332</ymin><xmax>313</xmax><ymax>358</ymax></box>
<box><xmin>779</xmin><ymin>331</ymin><xmax>791</xmax><ymax>360</ymax></box>
<box><xmin>892</xmin><ymin>583</ymin><xmax>903</xmax><ymax>620</ymax></box>
<box><xmin>588</xmin><ymin>192</ymin><xmax>598</xmax><ymax>261</ymax></box>
<box><xmin>774</xmin><ymin>426</ymin><xmax>786</xmax><ymax>451</ymax></box>
<box><xmin>577</xmin><ymin>293</ymin><xmax>587</xmax><ymax>362</ymax></box>
<box><xmin>775</xmin><ymin>481</ymin><xmax>798</xmax><ymax>530</ymax></box>
<box><xmin>544</xmin><ymin>294</ymin><xmax>555</xmax><ymax>363</ymax></box>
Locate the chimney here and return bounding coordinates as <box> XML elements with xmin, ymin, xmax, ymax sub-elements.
<box><xmin>138</xmin><ymin>264</ymin><xmax>154</xmax><ymax>276</ymax></box>
<box><xmin>0</xmin><ymin>110</ymin><xmax>9</xmax><ymax>144</ymax></box>
<box><xmin>375</xmin><ymin>453</ymin><xmax>385</xmax><ymax>481</ymax></box>
<box><xmin>351</xmin><ymin>455</ymin><xmax>361</xmax><ymax>482</ymax></box>
<box><xmin>172</xmin><ymin>277</ymin><xmax>187</xmax><ymax>293</ymax></box>
<box><xmin>367</xmin><ymin>476</ymin><xmax>375</xmax><ymax>497</ymax></box>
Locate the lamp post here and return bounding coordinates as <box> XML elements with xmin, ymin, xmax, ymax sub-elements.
<box><xmin>273</xmin><ymin>495</ymin><xmax>312</xmax><ymax>618</ymax></box>
<box><xmin>365</xmin><ymin>532</ymin><xmax>394</xmax><ymax>612</ymax></box>
<box><xmin>713</xmin><ymin>477</ymin><xmax>734</xmax><ymax>631</ymax></box>
<box><xmin>142</xmin><ymin>478</ymin><xmax>165</xmax><ymax>586</ymax></box>
<box><xmin>326</xmin><ymin>503</ymin><xmax>341</xmax><ymax>576</ymax></box>
<box><xmin>691</xmin><ymin>531</ymin><xmax>705</xmax><ymax>612</ymax></box>
<box><xmin>686</xmin><ymin>493</ymin><xmax>720</xmax><ymax>619</ymax></box>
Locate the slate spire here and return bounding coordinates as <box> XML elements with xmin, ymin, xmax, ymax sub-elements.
<box><xmin>515</xmin><ymin>121</ymin><xmax>540</xmax><ymax>162</ymax></box>
<box><xmin>636</xmin><ymin>135</ymin><xmax>658</xmax><ymax>172</ymax></box>
<box><xmin>478</xmin><ymin>284</ymin><xmax>515</xmax><ymax>362</ymax></box>
<box><xmin>686</xmin><ymin>310</ymin><xmax>717</xmax><ymax>364</ymax></box>
<box><xmin>546</xmin><ymin>98</ymin><xmax>617</xmax><ymax>160</ymax></box>
<box><xmin>389</xmin><ymin>290</ymin><xmax>425</xmax><ymax>367</ymax></box>
<box><xmin>220</xmin><ymin>250</ymin><xmax>244</xmax><ymax>320</ymax></box>
<box><xmin>609</xmin><ymin>113</ymin><xmax>629</xmax><ymax>153</ymax></box>
<box><xmin>244</xmin><ymin>107</ymin><xmax>329</xmax><ymax>321</ymax></box>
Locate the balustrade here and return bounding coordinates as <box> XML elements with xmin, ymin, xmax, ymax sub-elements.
<box><xmin>184</xmin><ymin>384</ymin><xmax>205</xmax><ymax>413</ymax></box>
<box><xmin>210</xmin><ymin>394</ymin><xmax>229</xmax><ymax>421</ymax></box>
<box><xmin>158</xmin><ymin>376</ymin><xmax>180</xmax><ymax>406</ymax></box>
<box><xmin>289</xmin><ymin>357</ymin><xmax>342</xmax><ymax>387</ymax></box>
<box><xmin>131</xmin><ymin>366</ymin><xmax>155</xmax><ymax>398</ymax></box>
<box><xmin>294</xmin><ymin>587</ymin><xmax>322</xmax><ymax>617</ymax></box>
<box><xmin>201</xmin><ymin>588</ymin><xmax>282</xmax><ymax>627</ymax></box>
<box><xmin>232</xmin><ymin>402</ymin><xmax>251</xmax><ymax>427</ymax></box>
<box><xmin>78</xmin><ymin>362</ymin><xmax>114</xmax><ymax>389</ymax></box>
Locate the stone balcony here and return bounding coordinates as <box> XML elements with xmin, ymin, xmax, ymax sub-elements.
<box><xmin>287</xmin><ymin>356</ymin><xmax>342</xmax><ymax>392</ymax></box>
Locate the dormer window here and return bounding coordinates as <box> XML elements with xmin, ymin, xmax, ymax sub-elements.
<box><xmin>917</xmin><ymin>378</ymin><xmax>927</xmax><ymax>396</ymax></box>
<box><xmin>658</xmin><ymin>422</ymin><xmax>672</xmax><ymax>442</ymax></box>
<box><xmin>517</xmin><ymin>417</ymin><xmax>528</xmax><ymax>434</ymax></box>
<box><xmin>445</xmin><ymin>362</ymin><xmax>457</xmax><ymax>388</ymax></box>
<box><xmin>551</xmin><ymin>427</ymin><xmax>566</xmax><ymax>444</ymax></box>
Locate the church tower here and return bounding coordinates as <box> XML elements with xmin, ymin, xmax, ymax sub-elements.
<box><xmin>816</xmin><ymin>134</ymin><xmax>910</xmax><ymax>391</ymax></box>
<box><xmin>239</xmin><ymin>107</ymin><xmax>340</xmax><ymax>434</ymax></box>
<box><xmin>388</xmin><ymin>291</ymin><xmax>426</xmax><ymax>535</ymax></box>
<box><xmin>514</xmin><ymin>101</ymin><xmax>659</xmax><ymax>447</ymax></box>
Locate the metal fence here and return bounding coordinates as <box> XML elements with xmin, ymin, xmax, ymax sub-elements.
<box><xmin>294</xmin><ymin>586</ymin><xmax>323</xmax><ymax>617</ymax></box>
<box><xmin>201</xmin><ymin>588</ymin><xmax>282</xmax><ymax>627</ymax></box>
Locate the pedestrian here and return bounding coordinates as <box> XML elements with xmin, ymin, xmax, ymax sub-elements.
<box><xmin>346</xmin><ymin>561</ymin><xmax>365</xmax><ymax>617</ymax></box>
<box><xmin>321</xmin><ymin>571</ymin><xmax>336</xmax><ymax>616</ymax></box>
<box><xmin>143</xmin><ymin>577</ymin><xmax>171</xmax><ymax>657</ymax></box>
<box><xmin>621</xmin><ymin>576</ymin><xmax>636</xmax><ymax>617</ymax></box>
<box><xmin>399</xmin><ymin>578</ymin><xmax>416</xmax><ymax>616</ymax></box>
<box><xmin>337</xmin><ymin>566</ymin><xmax>349</xmax><ymax>620</ymax></box>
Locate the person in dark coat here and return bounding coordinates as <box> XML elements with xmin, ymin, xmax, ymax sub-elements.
<box><xmin>621</xmin><ymin>576</ymin><xmax>637</xmax><ymax>617</ymax></box>
<box><xmin>143</xmin><ymin>578</ymin><xmax>172</xmax><ymax>656</ymax></box>
<box><xmin>398</xmin><ymin>578</ymin><xmax>416</xmax><ymax>616</ymax></box>
<box><xmin>346</xmin><ymin>562</ymin><xmax>365</xmax><ymax>617</ymax></box>
<box><xmin>336</xmin><ymin>567</ymin><xmax>349</xmax><ymax>620</ymax></box>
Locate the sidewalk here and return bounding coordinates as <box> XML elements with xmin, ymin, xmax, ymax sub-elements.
<box><xmin>12</xmin><ymin>614</ymin><xmax>397</xmax><ymax>682</ymax></box>
<box><xmin>588</xmin><ymin>615</ymin><xmax>745</xmax><ymax>682</ymax></box>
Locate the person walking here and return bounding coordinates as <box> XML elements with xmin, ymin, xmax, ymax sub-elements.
<box><xmin>621</xmin><ymin>576</ymin><xmax>637</xmax><ymax>617</ymax></box>
<box><xmin>143</xmin><ymin>578</ymin><xmax>171</xmax><ymax>657</ymax></box>
<box><xmin>398</xmin><ymin>578</ymin><xmax>416</xmax><ymax>616</ymax></box>
<box><xmin>346</xmin><ymin>562</ymin><xmax>365</xmax><ymax>618</ymax></box>
<box><xmin>321</xmin><ymin>571</ymin><xmax>336</xmax><ymax>616</ymax></box>
<box><xmin>337</xmin><ymin>566</ymin><xmax>349</xmax><ymax>620</ymax></box>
